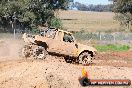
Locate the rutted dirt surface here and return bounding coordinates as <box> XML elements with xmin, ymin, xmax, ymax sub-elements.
<box><xmin>94</xmin><ymin>51</ymin><xmax>132</xmax><ymax>67</ymax></box>
<box><xmin>0</xmin><ymin>39</ymin><xmax>132</xmax><ymax>88</ymax></box>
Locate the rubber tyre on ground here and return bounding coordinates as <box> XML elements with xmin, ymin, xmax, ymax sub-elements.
<box><xmin>21</xmin><ymin>45</ymin><xmax>32</xmax><ymax>58</ymax></box>
<box><xmin>32</xmin><ymin>46</ymin><xmax>48</xmax><ymax>60</ymax></box>
<box><xmin>78</xmin><ymin>52</ymin><xmax>92</xmax><ymax>65</ymax></box>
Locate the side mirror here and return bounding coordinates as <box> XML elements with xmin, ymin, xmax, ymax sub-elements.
<box><xmin>75</xmin><ymin>44</ymin><xmax>78</xmax><ymax>48</ymax></box>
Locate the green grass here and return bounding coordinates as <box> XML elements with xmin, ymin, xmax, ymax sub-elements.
<box><xmin>94</xmin><ymin>44</ymin><xmax>130</xmax><ymax>52</ymax></box>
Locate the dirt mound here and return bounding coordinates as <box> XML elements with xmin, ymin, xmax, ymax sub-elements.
<box><xmin>0</xmin><ymin>57</ymin><xmax>132</xmax><ymax>88</ymax></box>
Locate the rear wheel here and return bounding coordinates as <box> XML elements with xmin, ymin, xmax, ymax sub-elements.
<box><xmin>78</xmin><ymin>52</ymin><xmax>92</xmax><ymax>65</ymax></box>
<box><xmin>32</xmin><ymin>46</ymin><xmax>48</xmax><ymax>60</ymax></box>
<box><xmin>21</xmin><ymin>45</ymin><xmax>32</xmax><ymax>58</ymax></box>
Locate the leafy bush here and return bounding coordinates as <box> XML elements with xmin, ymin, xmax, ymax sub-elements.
<box><xmin>50</xmin><ymin>18</ymin><xmax>62</xmax><ymax>28</ymax></box>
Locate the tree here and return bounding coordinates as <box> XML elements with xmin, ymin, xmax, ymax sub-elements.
<box><xmin>112</xmin><ymin>0</ymin><xmax>132</xmax><ymax>31</ymax></box>
<box><xmin>0</xmin><ymin>0</ymin><xmax>69</xmax><ymax>33</ymax></box>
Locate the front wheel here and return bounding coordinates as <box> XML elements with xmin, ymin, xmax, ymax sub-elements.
<box><xmin>78</xmin><ymin>52</ymin><xmax>92</xmax><ymax>65</ymax></box>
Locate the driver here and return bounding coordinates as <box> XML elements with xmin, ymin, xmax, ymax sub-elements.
<box><xmin>63</xmin><ymin>33</ymin><xmax>73</xmax><ymax>42</ymax></box>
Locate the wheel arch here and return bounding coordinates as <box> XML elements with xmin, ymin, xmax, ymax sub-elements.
<box><xmin>78</xmin><ymin>50</ymin><xmax>93</xmax><ymax>57</ymax></box>
<box><xmin>35</xmin><ymin>41</ymin><xmax>48</xmax><ymax>50</ymax></box>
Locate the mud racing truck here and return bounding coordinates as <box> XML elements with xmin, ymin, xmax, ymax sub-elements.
<box><xmin>22</xmin><ymin>28</ymin><xmax>97</xmax><ymax>65</ymax></box>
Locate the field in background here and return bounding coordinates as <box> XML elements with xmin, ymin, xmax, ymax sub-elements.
<box><xmin>58</xmin><ymin>10</ymin><xmax>120</xmax><ymax>32</ymax></box>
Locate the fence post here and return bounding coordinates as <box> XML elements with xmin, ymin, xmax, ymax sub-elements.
<box><xmin>14</xmin><ymin>28</ymin><xmax>16</xmax><ymax>39</ymax></box>
<box><xmin>113</xmin><ymin>33</ymin><xmax>116</xmax><ymax>44</ymax></box>
<box><xmin>99</xmin><ymin>32</ymin><xmax>101</xmax><ymax>41</ymax></box>
<box><xmin>11</xmin><ymin>22</ymin><xmax>15</xmax><ymax>39</ymax></box>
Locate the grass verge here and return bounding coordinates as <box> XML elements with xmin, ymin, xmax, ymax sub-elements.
<box><xmin>94</xmin><ymin>44</ymin><xmax>130</xmax><ymax>52</ymax></box>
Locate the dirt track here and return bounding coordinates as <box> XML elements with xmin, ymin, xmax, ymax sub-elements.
<box><xmin>0</xmin><ymin>39</ymin><xmax>132</xmax><ymax>88</ymax></box>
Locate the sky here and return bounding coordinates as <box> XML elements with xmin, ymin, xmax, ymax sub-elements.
<box><xmin>74</xmin><ymin>0</ymin><xmax>112</xmax><ymax>5</ymax></box>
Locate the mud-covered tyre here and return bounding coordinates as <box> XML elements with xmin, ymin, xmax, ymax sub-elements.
<box><xmin>32</xmin><ymin>46</ymin><xmax>48</xmax><ymax>60</ymax></box>
<box><xmin>21</xmin><ymin>45</ymin><xmax>32</xmax><ymax>58</ymax></box>
<box><xmin>78</xmin><ymin>52</ymin><xmax>92</xmax><ymax>65</ymax></box>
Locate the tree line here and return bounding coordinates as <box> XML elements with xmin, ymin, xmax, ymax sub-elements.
<box><xmin>73</xmin><ymin>2</ymin><xmax>113</xmax><ymax>12</ymax></box>
<box><xmin>74</xmin><ymin>0</ymin><xmax>132</xmax><ymax>31</ymax></box>
<box><xmin>0</xmin><ymin>0</ymin><xmax>131</xmax><ymax>33</ymax></box>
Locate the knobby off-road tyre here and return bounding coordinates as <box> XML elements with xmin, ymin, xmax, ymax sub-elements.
<box><xmin>32</xmin><ymin>46</ymin><xmax>48</xmax><ymax>60</ymax></box>
<box><xmin>21</xmin><ymin>44</ymin><xmax>32</xmax><ymax>58</ymax></box>
<box><xmin>78</xmin><ymin>52</ymin><xmax>92</xmax><ymax>65</ymax></box>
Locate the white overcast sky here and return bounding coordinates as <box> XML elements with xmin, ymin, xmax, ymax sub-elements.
<box><xmin>74</xmin><ymin>0</ymin><xmax>112</xmax><ymax>5</ymax></box>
